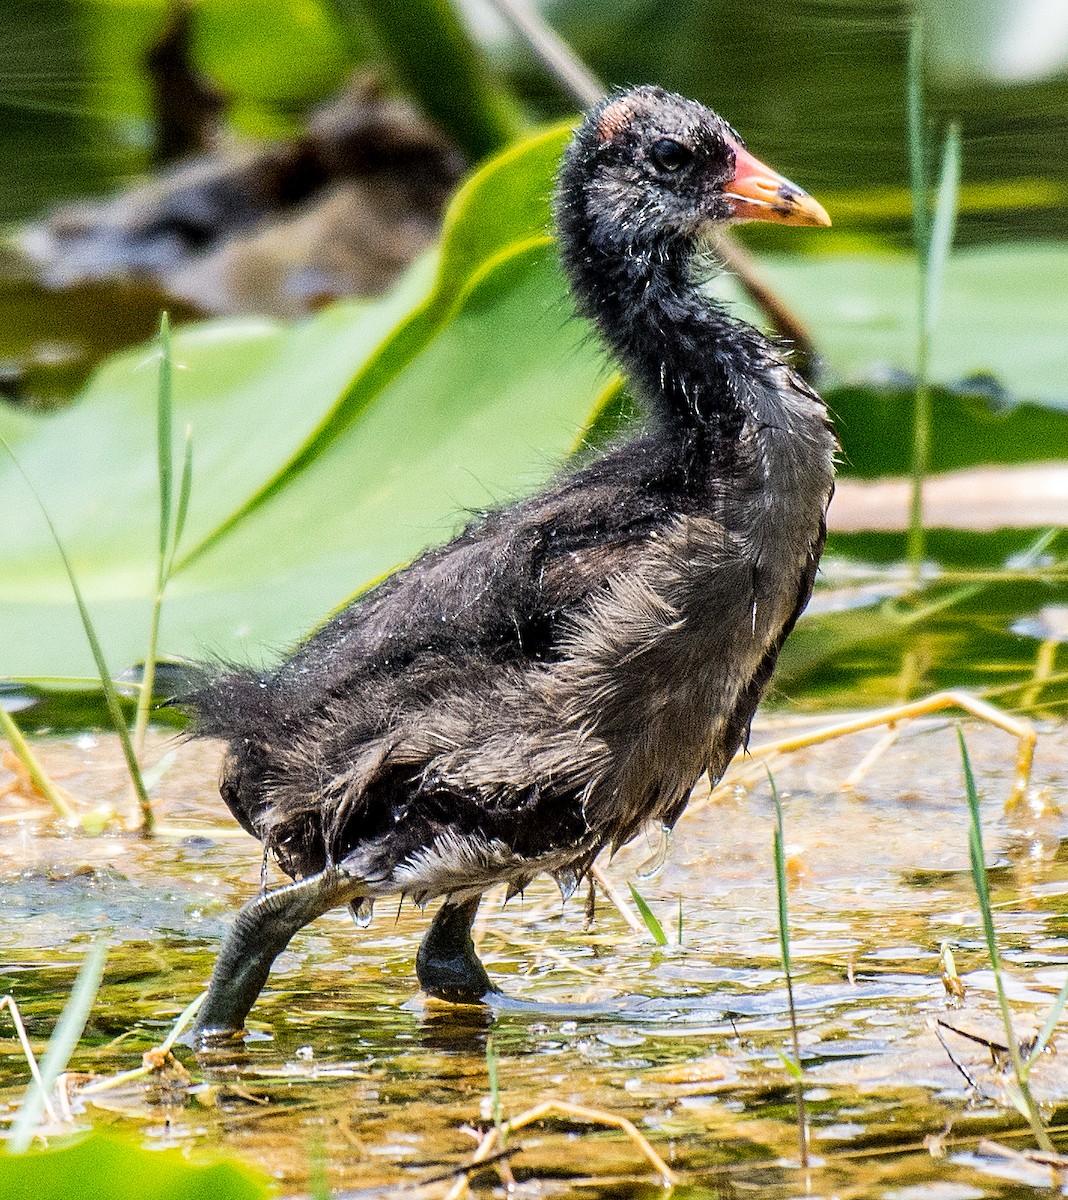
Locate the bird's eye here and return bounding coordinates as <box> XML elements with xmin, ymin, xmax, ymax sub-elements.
<box><xmin>648</xmin><ymin>138</ymin><xmax>693</xmax><ymax>172</ymax></box>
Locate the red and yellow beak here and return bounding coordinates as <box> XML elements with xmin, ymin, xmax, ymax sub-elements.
<box><xmin>723</xmin><ymin>140</ymin><xmax>831</xmax><ymax>228</ymax></box>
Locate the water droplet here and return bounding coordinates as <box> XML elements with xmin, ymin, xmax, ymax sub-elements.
<box><xmin>349</xmin><ymin>897</ymin><xmax>374</xmax><ymax>928</ymax></box>
<box><xmin>553</xmin><ymin>868</ymin><xmax>580</xmax><ymax>902</ymax></box>
<box><xmin>636</xmin><ymin>823</ymin><xmax>670</xmax><ymax>879</ymax></box>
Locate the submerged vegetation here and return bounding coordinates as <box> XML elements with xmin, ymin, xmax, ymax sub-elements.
<box><xmin>1</xmin><ymin>0</ymin><xmax>1066</xmax><ymax>1196</ymax></box>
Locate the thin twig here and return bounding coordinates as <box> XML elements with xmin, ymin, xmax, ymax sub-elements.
<box><xmin>77</xmin><ymin>990</ymin><xmax>204</xmax><ymax>1097</ymax></box>
<box><xmin>934</xmin><ymin>1021</ymin><xmax>986</xmax><ymax>1095</ymax></box>
<box><xmin>590</xmin><ymin>862</ymin><xmax>650</xmax><ymax>939</ymax></box>
<box><xmin>486</xmin><ymin>0</ymin><xmax>601</xmax><ymax>109</ymax></box>
<box><xmin>0</xmin><ymin>996</ymin><xmax>60</xmax><ymax>1123</ymax></box>
<box><xmin>416</xmin><ymin>1146</ymin><xmax>519</xmax><ymax>1188</ymax></box>
<box><xmin>447</xmin><ymin>1098</ymin><xmax>676</xmax><ymax>1197</ymax></box>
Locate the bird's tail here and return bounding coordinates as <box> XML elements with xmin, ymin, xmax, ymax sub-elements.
<box><xmin>171</xmin><ymin>659</ymin><xmax>278</xmax><ymax>744</ymax></box>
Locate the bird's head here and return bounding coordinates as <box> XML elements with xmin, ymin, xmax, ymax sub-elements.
<box><xmin>557</xmin><ymin>86</ymin><xmax>830</xmax><ymax>254</ymax></box>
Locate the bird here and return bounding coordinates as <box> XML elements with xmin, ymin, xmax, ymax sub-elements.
<box><xmin>184</xmin><ymin>85</ymin><xmax>837</xmax><ymax>1041</ymax></box>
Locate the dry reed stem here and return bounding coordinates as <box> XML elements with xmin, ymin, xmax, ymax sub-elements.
<box><xmin>978</xmin><ymin>1139</ymin><xmax>1068</xmax><ymax>1169</ymax></box>
<box><xmin>590</xmin><ymin>862</ymin><xmax>650</xmax><ymax>939</ymax></box>
<box><xmin>691</xmin><ymin>690</ymin><xmax>1037</xmax><ymax>813</ymax></box>
<box><xmin>76</xmin><ymin>991</ymin><xmax>203</xmax><ymax>1097</ymax></box>
<box><xmin>976</xmin><ymin>1138</ymin><xmax>1068</xmax><ymax>1186</ymax></box>
<box><xmin>843</xmin><ymin>725</ymin><xmax>902</xmax><ymax>788</ymax></box>
<box><xmin>1020</xmin><ymin>639</ymin><xmax>1058</xmax><ymax>712</ymax></box>
<box><xmin>153</xmin><ymin>824</ymin><xmax>259</xmax><ymax>839</ymax></box>
<box><xmin>0</xmin><ymin>995</ymin><xmax>59</xmax><ymax>1123</ymax></box>
<box><xmin>55</xmin><ymin>1072</ymin><xmax>78</xmax><ymax>1124</ymax></box>
<box><xmin>510</xmin><ymin>940</ymin><xmax>601</xmax><ymax>979</ymax></box>
<box><xmin>0</xmin><ymin>806</ymin><xmax>50</xmax><ymax>823</ymax></box>
<box><xmin>749</xmin><ymin>691</ymin><xmax>1035</xmax><ymax>803</ymax></box>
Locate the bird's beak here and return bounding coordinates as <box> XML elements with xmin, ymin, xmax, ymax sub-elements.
<box><xmin>723</xmin><ymin>140</ymin><xmax>831</xmax><ymax>228</ymax></box>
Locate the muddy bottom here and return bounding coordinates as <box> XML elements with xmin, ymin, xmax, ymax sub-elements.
<box><xmin>2</xmin><ymin>715</ymin><xmax>1068</xmax><ymax>1197</ymax></box>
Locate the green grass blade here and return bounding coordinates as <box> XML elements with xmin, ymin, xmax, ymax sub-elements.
<box><xmin>924</xmin><ymin>122</ymin><xmax>962</xmax><ymax>338</ymax></box>
<box><xmin>906</xmin><ymin>13</ymin><xmax>932</xmax><ymax>581</ymax></box>
<box><xmin>486</xmin><ymin>1034</ymin><xmax>504</xmax><ymax>1137</ymax></box>
<box><xmin>307</xmin><ymin>1138</ymin><xmax>329</xmax><ymax>1200</ymax></box>
<box><xmin>0</xmin><ymin>706</ymin><xmax>76</xmax><ymax>821</ymax></box>
<box><xmin>1027</xmin><ymin>970</ymin><xmax>1068</xmax><ymax>1068</ymax></box>
<box><xmin>131</xmin><ymin>595</ymin><xmax>161</xmax><ymax>759</ymax></box>
<box><xmin>168</xmin><ymin>424</ymin><xmax>193</xmax><ymax>578</ymax></box>
<box><xmin>1019</xmin><ymin>527</ymin><xmax>1061</xmax><ymax>564</ymax></box>
<box><xmin>156</xmin><ymin>313</ymin><xmax>173</xmax><ymax>574</ymax></box>
<box><xmin>0</xmin><ymin>435</ymin><xmax>154</xmax><ymax>831</ymax></box>
<box><xmin>136</xmin><ymin>321</ymin><xmax>191</xmax><ymax>756</ymax></box>
<box><xmin>769</xmin><ymin>768</ymin><xmax>808</xmax><ymax>1167</ymax></box>
<box><xmin>960</xmin><ymin>728</ymin><xmax>1052</xmax><ymax>1151</ymax></box>
<box><xmin>962</xmin><ymin>737</ymin><xmax>994</xmax><ymax>954</ymax></box>
<box><xmin>134</xmin><ymin>314</ymin><xmax>173</xmax><ymax>754</ymax></box>
<box><xmin>776</xmin><ymin>1048</ymin><xmax>803</xmax><ymax>1081</ymax></box>
<box><xmin>627</xmin><ymin>881</ymin><xmax>668</xmax><ymax>946</ymax></box>
<box><xmin>772</xmin><ymin>785</ymin><xmax>791</xmax><ymax>977</ymax></box>
<box><xmin>907</xmin><ymin>15</ymin><xmax>929</xmax><ymax>265</ymax></box>
<box><xmin>9</xmin><ymin>939</ymin><xmax>107</xmax><ymax>1153</ymax></box>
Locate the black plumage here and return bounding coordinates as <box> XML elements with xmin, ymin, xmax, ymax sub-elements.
<box><xmin>186</xmin><ymin>86</ymin><xmax>837</xmax><ymax>1038</ymax></box>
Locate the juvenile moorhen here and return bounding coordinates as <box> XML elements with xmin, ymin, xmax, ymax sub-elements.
<box><xmin>186</xmin><ymin>86</ymin><xmax>836</xmax><ymax>1040</ymax></box>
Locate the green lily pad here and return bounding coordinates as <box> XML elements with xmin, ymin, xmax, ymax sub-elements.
<box><xmin>712</xmin><ymin>243</ymin><xmax>1068</xmax><ymax>406</ymax></box>
<box><xmin>0</xmin><ymin>1133</ymin><xmax>267</xmax><ymax>1200</ymax></box>
<box><xmin>0</xmin><ymin>125</ymin><xmax>600</xmax><ymax>678</ymax></box>
<box><xmin>829</xmin><ymin>384</ymin><xmax>1068</xmax><ymax>478</ymax></box>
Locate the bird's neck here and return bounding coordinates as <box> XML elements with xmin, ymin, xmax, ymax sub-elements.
<box><xmin>567</xmin><ymin>230</ymin><xmax>773</xmax><ymax>437</ymax></box>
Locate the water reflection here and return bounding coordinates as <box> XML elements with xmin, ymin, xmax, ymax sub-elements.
<box><xmin>5</xmin><ymin>722</ymin><xmax>1068</xmax><ymax>1195</ymax></box>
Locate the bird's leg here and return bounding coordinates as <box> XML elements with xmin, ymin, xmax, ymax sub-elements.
<box><xmin>191</xmin><ymin>866</ymin><xmax>360</xmax><ymax>1042</ymax></box>
<box><xmin>416</xmin><ymin>895</ymin><xmax>498</xmax><ymax>1003</ymax></box>
<box><xmin>726</xmin><ymin>691</ymin><xmax>1036</xmax><ymax>808</ymax></box>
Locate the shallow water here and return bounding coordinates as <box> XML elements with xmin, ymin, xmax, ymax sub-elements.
<box><xmin>3</xmin><ymin>716</ymin><xmax>1068</xmax><ymax>1196</ymax></box>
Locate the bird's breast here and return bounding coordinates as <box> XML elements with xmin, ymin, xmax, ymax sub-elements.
<box><xmin>556</xmin><ymin>401</ymin><xmax>834</xmax><ymax>844</ymax></box>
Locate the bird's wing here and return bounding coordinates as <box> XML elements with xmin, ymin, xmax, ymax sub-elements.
<box><xmin>283</xmin><ymin>438</ymin><xmax>681</xmax><ymax>693</ymax></box>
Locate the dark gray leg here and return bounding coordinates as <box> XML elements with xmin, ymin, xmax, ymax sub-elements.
<box><xmin>191</xmin><ymin>867</ymin><xmax>358</xmax><ymax>1043</ymax></box>
<box><xmin>416</xmin><ymin>896</ymin><xmax>497</xmax><ymax>1003</ymax></box>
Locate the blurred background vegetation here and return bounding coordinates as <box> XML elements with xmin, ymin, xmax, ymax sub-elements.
<box><xmin>2</xmin><ymin>0</ymin><xmax>1066</xmax><ymax>227</ymax></box>
<box><xmin>0</xmin><ymin>0</ymin><xmax>1065</xmax><ymax>716</ymax></box>
<box><xmin>3</xmin><ymin>0</ymin><xmax>1066</xmax><ymax>233</ymax></box>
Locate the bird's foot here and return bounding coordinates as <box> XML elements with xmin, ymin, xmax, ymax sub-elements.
<box><xmin>187</xmin><ymin>867</ymin><xmax>360</xmax><ymax>1047</ymax></box>
<box><xmin>416</xmin><ymin>896</ymin><xmax>498</xmax><ymax>1004</ymax></box>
